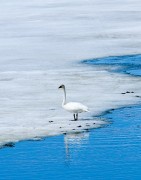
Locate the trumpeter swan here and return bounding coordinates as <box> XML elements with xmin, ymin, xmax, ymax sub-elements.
<box><xmin>58</xmin><ymin>84</ymin><xmax>89</xmax><ymax>120</ymax></box>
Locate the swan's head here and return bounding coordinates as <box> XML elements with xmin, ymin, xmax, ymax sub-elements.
<box><xmin>58</xmin><ymin>84</ymin><xmax>65</xmax><ymax>89</ymax></box>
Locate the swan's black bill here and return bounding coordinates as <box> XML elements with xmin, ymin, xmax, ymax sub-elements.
<box><xmin>58</xmin><ymin>84</ymin><xmax>65</xmax><ymax>89</ymax></box>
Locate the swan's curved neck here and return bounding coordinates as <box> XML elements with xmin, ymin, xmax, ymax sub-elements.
<box><xmin>62</xmin><ymin>87</ymin><xmax>66</xmax><ymax>106</ymax></box>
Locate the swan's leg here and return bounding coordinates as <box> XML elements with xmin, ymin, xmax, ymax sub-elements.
<box><xmin>76</xmin><ymin>113</ymin><xmax>78</xmax><ymax>120</ymax></box>
<box><xmin>73</xmin><ymin>114</ymin><xmax>76</xmax><ymax>120</ymax></box>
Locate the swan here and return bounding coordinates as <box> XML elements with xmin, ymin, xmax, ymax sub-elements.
<box><xmin>58</xmin><ymin>84</ymin><xmax>89</xmax><ymax>120</ymax></box>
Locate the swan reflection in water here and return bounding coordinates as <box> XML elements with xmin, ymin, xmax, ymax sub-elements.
<box><xmin>64</xmin><ymin>131</ymin><xmax>89</xmax><ymax>161</ymax></box>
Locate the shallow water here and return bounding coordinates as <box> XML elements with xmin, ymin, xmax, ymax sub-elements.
<box><xmin>0</xmin><ymin>105</ymin><xmax>141</xmax><ymax>180</ymax></box>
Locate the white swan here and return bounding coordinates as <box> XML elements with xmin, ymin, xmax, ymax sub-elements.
<box><xmin>58</xmin><ymin>84</ymin><xmax>89</xmax><ymax>120</ymax></box>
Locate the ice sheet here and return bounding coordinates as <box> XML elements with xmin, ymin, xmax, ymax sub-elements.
<box><xmin>0</xmin><ymin>0</ymin><xmax>141</xmax><ymax>146</ymax></box>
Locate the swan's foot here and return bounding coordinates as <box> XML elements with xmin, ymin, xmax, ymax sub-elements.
<box><xmin>76</xmin><ymin>113</ymin><xmax>78</xmax><ymax>120</ymax></box>
<box><xmin>73</xmin><ymin>114</ymin><xmax>77</xmax><ymax>121</ymax></box>
<box><xmin>73</xmin><ymin>113</ymin><xmax>78</xmax><ymax>121</ymax></box>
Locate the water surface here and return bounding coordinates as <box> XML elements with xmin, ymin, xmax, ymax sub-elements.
<box><xmin>82</xmin><ymin>54</ymin><xmax>141</xmax><ymax>76</ymax></box>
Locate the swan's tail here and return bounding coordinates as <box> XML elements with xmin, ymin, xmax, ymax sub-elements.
<box><xmin>85</xmin><ymin>108</ymin><xmax>90</xmax><ymax>112</ymax></box>
<box><xmin>86</xmin><ymin>110</ymin><xmax>90</xmax><ymax>112</ymax></box>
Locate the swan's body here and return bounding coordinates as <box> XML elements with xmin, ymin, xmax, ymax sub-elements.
<box><xmin>63</xmin><ymin>102</ymin><xmax>88</xmax><ymax>113</ymax></box>
<box><xmin>58</xmin><ymin>84</ymin><xmax>89</xmax><ymax>120</ymax></box>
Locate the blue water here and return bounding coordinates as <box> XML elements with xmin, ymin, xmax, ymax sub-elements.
<box><xmin>0</xmin><ymin>55</ymin><xmax>141</xmax><ymax>180</ymax></box>
<box><xmin>82</xmin><ymin>54</ymin><xmax>141</xmax><ymax>76</ymax></box>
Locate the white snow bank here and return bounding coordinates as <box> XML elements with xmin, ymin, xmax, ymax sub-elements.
<box><xmin>0</xmin><ymin>69</ymin><xmax>140</xmax><ymax>146</ymax></box>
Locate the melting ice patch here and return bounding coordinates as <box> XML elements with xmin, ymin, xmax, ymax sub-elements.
<box><xmin>0</xmin><ymin>56</ymin><xmax>141</xmax><ymax>147</ymax></box>
<box><xmin>0</xmin><ymin>70</ymin><xmax>106</xmax><ymax>147</ymax></box>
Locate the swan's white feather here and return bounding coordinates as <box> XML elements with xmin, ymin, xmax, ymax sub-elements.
<box><xmin>63</xmin><ymin>102</ymin><xmax>89</xmax><ymax>113</ymax></box>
